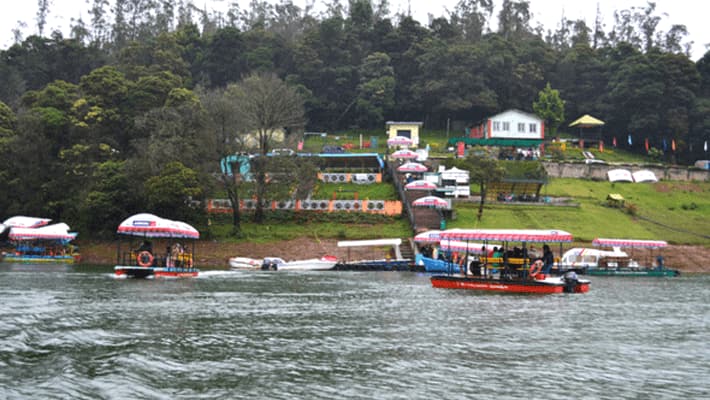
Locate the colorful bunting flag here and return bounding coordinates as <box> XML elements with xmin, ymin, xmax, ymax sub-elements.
<box><xmin>628</xmin><ymin>134</ymin><xmax>632</xmax><ymax>146</ymax></box>
<box><xmin>613</xmin><ymin>137</ymin><xmax>617</xmax><ymax>147</ymax></box>
<box><xmin>672</xmin><ymin>139</ymin><xmax>676</xmax><ymax>152</ymax></box>
<box><xmin>599</xmin><ymin>140</ymin><xmax>604</xmax><ymax>152</ymax></box>
<box><xmin>645</xmin><ymin>138</ymin><xmax>649</xmax><ymax>152</ymax></box>
<box><xmin>704</xmin><ymin>140</ymin><xmax>707</xmax><ymax>152</ymax></box>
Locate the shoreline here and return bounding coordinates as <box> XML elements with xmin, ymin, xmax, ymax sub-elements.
<box><xmin>77</xmin><ymin>238</ymin><xmax>710</xmax><ymax>273</ymax></box>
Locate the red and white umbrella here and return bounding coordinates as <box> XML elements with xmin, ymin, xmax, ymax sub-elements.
<box><xmin>440</xmin><ymin>229</ymin><xmax>573</xmax><ymax>243</ymax></box>
<box><xmin>9</xmin><ymin>223</ymin><xmax>77</xmax><ymax>241</ymax></box>
<box><xmin>3</xmin><ymin>216</ymin><xmax>52</xmax><ymax>228</ymax></box>
<box><xmin>413</xmin><ymin>230</ymin><xmax>442</xmax><ymax>243</ymax></box>
<box><xmin>397</xmin><ymin>162</ymin><xmax>428</xmax><ymax>172</ymax></box>
<box><xmin>391</xmin><ymin>149</ymin><xmax>419</xmax><ymax>159</ymax></box>
<box><xmin>405</xmin><ymin>180</ymin><xmax>437</xmax><ymax>191</ymax></box>
<box><xmin>117</xmin><ymin>213</ymin><xmax>200</xmax><ymax>239</ymax></box>
<box><xmin>387</xmin><ymin>136</ymin><xmax>413</xmax><ymax>146</ymax></box>
<box><xmin>412</xmin><ymin>196</ymin><xmax>449</xmax><ymax>208</ymax></box>
<box><xmin>592</xmin><ymin>238</ymin><xmax>667</xmax><ymax>248</ymax></box>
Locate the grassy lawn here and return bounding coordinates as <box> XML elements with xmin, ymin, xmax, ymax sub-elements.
<box><xmin>447</xmin><ymin>178</ymin><xmax>710</xmax><ymax>245</ymax></box>
<box><xmin>206</xmin><ymin>213</ymin><xmax>412</xmax><ymax>242</ymax></box>
<box><xmin>312</xmin><ymin>182</ymin><xmax>397</xmax><ymax>200</ymax></box>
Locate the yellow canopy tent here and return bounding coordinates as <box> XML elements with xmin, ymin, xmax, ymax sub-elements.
<box><xmin>569</xmin><ymin>114</ymin><xmax>605</xmax><ymax>149</ymax></box>
<box><xmin>569</xmin><ymin>114</ymin><xmax>605</xmax><ymax>128</ymax></box>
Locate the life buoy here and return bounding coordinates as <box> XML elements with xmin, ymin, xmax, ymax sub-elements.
<box><xmin>529</xmin><ymin>260</ymin><xmax>543</xmax><ymax>279</ymax></box>
<box><xmin>137</xmin><ymin>251</ymin><xmax>154</xmax><ymax>267</ymax></box>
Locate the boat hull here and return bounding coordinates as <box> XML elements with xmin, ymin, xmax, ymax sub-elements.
<box><xmin>230</xmin><ymin>256</ymin><xmax>338</xmax><ymax>271</ymax></box>
<box><xmin>417</xmin><ymin>255</ymin><xmax>462</xmax><ymax>273</ymax></box>
<box><xmin>228</xmin><ymin>257</ymin><xmax>262</xmax><ymax>270</ymax></box>
<box><xmin>114</xmin><ymin>266</ymin><xmax>199</xmax><ymax>278</ymax></box>
<box><xmin>334</xmin><ymin>259</ymin><xmax>415</xmax><ymax>271</ymax></box>
<box><xmin>3</xmin><ymin>254</ymin><xmax>78</xmax><ymax>264</ymax></box>
<box><xmin>430</xmin><ymin>275</ymin><xmax>590</xmax><ymax>294</ymax></box>
<box><xmin>271</xmin><ymin>259</ymin><xmax>337</xmax><ymax>271</ymax></box>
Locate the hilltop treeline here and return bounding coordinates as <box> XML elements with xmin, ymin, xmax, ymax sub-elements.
<box><xmin>0</xmin><ymin>0</ymin><xmax>708</xmax><ymax>233</ymax></box>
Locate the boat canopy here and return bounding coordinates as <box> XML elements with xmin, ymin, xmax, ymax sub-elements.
<box><xmin>117</xmin><ymin>213</ymin><xmax>200</xmax><ymax>239</ymax></box>
<box><xmin>9</xmin><ymin>223</ymin><xmax>77</xmax><ymax>241</ymax></box>
<box><xmin>413</xmin><ymin>230</ymin><xmax>442</xmax><ymax>243</ymax></box>
<box><xmin>439</xmin><ymin>241</ymin><xmax>491</xmax><ymax>254</ymax></box>
<box><xmin>440</xmin><ymin>229</ymin><xmax>573</xmax><ymax>243</ymax></box>
<box><xmin>592</xmin><ymin>238</ymin><xmax>667</xmax><ymax>248</ymax></box>
<box><xmin>337</xmin><ymin>238</ymin><xmax>402</xmax><ymax>248</ymax></box>
<box><xmin>3</xmin><ymin>216</ymin><xmax>52</xmax><ymax>228</ymax></box>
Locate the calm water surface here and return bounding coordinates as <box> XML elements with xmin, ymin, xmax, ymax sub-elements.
<box><xmin>0</xmin><ymin>264</ymin><xmax>708</xmax><ymax>399</ymax></box>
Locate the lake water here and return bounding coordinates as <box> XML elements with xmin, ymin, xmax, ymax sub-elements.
<box><xmin>1</xmin><ymin>264</ymin><xmax>708</xmax><ymax>399</ymax></box>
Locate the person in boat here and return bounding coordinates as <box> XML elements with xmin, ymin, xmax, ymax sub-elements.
<box><xmin>528</xmin><ymin>245</ymin><xmax>540</xmax><ymax>260</ymax></box>
<box><xmin>541</xmin><ymin>244</ymin><xmax>554</xmax><ymax>274</ymax></box>
<box><xmin>656</xmin><ymin>255</ymin><xmax>665</xmax><ymax>271</ymax></box>
<box><xmin>138</xmin><ymin>240</ymin><xmax>153</xmax><ymax>253</ymax></box>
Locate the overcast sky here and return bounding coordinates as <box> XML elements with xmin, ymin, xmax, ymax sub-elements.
<box><xmin>1</xmin><ymin>0</ymin><xmax>707</xmax><ymax>60</ymax></box>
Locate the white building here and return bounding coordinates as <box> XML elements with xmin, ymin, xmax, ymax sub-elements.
<box><xmin>483</xmin><ymin>109</ymin><xmax>545</xmax><ymax>140</ymax></box>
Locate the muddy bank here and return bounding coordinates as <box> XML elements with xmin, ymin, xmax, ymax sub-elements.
<box><xmin>78</xmin><ymin>238</ymin><xmax>710</xmax><ymax>273</ymax></box>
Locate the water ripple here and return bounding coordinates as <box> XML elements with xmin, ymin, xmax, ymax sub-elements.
<box><xmin>0</xmin><ymin>268</ymin><xmax>708</xmax><ymax>399</ymax></box>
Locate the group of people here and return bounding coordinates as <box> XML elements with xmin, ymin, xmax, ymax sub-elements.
<box><xmin>427</xmin><ymin>243</ymin><xmax>556</xmax><ymax>278</ymax></box>
<box><xmin>135</xmin><ymin>240</ymin><xmax>192</xmax><ymax>269</ymax></box>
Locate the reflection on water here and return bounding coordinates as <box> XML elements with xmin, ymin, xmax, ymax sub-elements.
<box><xmin>0</xmin><ymin>264</ymin><xmax>708</xmax><ymax>399</ymax></box>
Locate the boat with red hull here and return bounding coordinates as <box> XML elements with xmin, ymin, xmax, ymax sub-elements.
<box><xmin>113</xmin><ymin>213</ymin><xmax>200</xmax><ymax>279</ymax></box>
<box><xmin>431</xmin><ymin>274</ymin><xmax>590</xmax><ymax>294</ymax></box>
<box><xmin>430</xmin><ymin>229</ymin><xmax>590</xmax><ymax>294</ymax></box>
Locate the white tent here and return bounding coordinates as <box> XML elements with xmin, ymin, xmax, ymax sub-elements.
<box><xmin>632</xmin><ymin>170</ymin><xmax>658</xmax><ymax>183</ymax></box>
<box><xmin>608</xmin><ymin>169</ymin><xmax>633</xmax><ymax>182</ymax></box>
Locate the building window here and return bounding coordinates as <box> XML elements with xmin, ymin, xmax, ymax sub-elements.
<box><xmin>518</xmin><ymin>123</ymin><xmax>525</xmax><ymax>133</ymax></box>
<box><xmin>493</xmin><ymin>121</ymin><xmax>500</xmax><ymax>131</ymax></box>
<box><xmin>502</xmin><ymin>121</ymin><xmax>510</xmax><ymax>131</ymax></box>
<box><xmin>529</xmin><ymin>123</ymin><xmax>537</xmax><ymax>133</ymax></box>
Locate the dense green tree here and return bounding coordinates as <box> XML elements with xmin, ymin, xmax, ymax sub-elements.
<box><xmin>533</xmin><ymin>83</ymin><xmax>565</xmax><ymax>135</ymax></box>
<box><xmin>145</xmin><ymin>161</ymin><xmax>204</xmax><ymax>223</ymax></box>
<box><xmin>353</xmin><ymin>52</ymin><xmax>395</xmax><ymax>128</ymax></box>
<box><xmin>0</xmin><ymin>101</ymin><xmax>18</xmax><ymax>137</ymax></box>
<box><xmin>202</xmin><ymin>27</ymin><xmax>248</xmax><ymax>87</ymax></box>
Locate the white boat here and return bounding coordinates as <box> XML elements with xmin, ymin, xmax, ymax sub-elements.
<box><xmin>228</xmin><ymin>257</ymin><xmax>262</xmax><ymax>270</ymax></box>
<box><xmin>335</xmin><ymin>238</ymin><xmax>413</xmax><ymax>270</ymax></box>
<box><xmin>229</xmin><ymin>255</ymin><xmax>338</xmax><ymax>271</ymax></box>
<box><xmin>558</xmin><ymin>247</ymin><xmax>630</xmax><ymax>270</ymax></box>
<box><xmin>557</xmin><ymin>238</ymin><xmax>679</xmax><ymax>277</ymax></box>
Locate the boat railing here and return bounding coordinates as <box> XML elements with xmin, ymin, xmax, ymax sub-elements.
<box><xmin>117</xmin><ymin>249</ymin><xmax>195</xmax><ymax>268</ymax></box>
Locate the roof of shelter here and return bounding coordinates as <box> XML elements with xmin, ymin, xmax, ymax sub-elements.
<box><xmin>569</xmin><ymin>114</ymin><xmax>605</xmax><ymax>127</ymax></box>
<box><xmin>308</xmin><ymin>153</ymin><xmax>384</xmax><ymax>169</ymax></box>
<box><xmin>386</xmin><ymin>121</ymin><xmax>423</xmax><ymax>126</ymax></box>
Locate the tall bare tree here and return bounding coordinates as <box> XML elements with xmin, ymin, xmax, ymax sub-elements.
<box><xmin>200</xmin><ymin>85</ymin><xmax>248</xmax><ymax>236</ymax></box>
<box><xmin>36</xmin><ymin>0</ymin><xmax>51</xmax><ymax>37</ymax></box>
<box><xmin>227</xmin><ymin>72</ymin><xmax>306</xmax><ymax>223</ymax></box>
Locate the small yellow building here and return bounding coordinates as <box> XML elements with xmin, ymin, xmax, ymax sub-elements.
<box><xmin>386</xmin><ymin>121</ymin><xmax>423</xmax><ymax>147</ymax></box>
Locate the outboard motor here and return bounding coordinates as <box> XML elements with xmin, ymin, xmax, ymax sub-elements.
<box><xmin>563</xmin><ymin>271</ymin><xmax>578</xmax><ymax>293</ymax></box>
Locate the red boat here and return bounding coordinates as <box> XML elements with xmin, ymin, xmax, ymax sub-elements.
<box><xmin>430</xmin><ymin>274</ymin><xmax>590</xmax><ymax>294</ymax></box>
<box><xmin>113</xmin><ymin>213</ymin><xmax>200</xmax><ymax>279</ymax></box>
<box><xmin>429</xmin><ymin>229</ymin><xmax>591</xmax><ymax>294</ymax></box>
